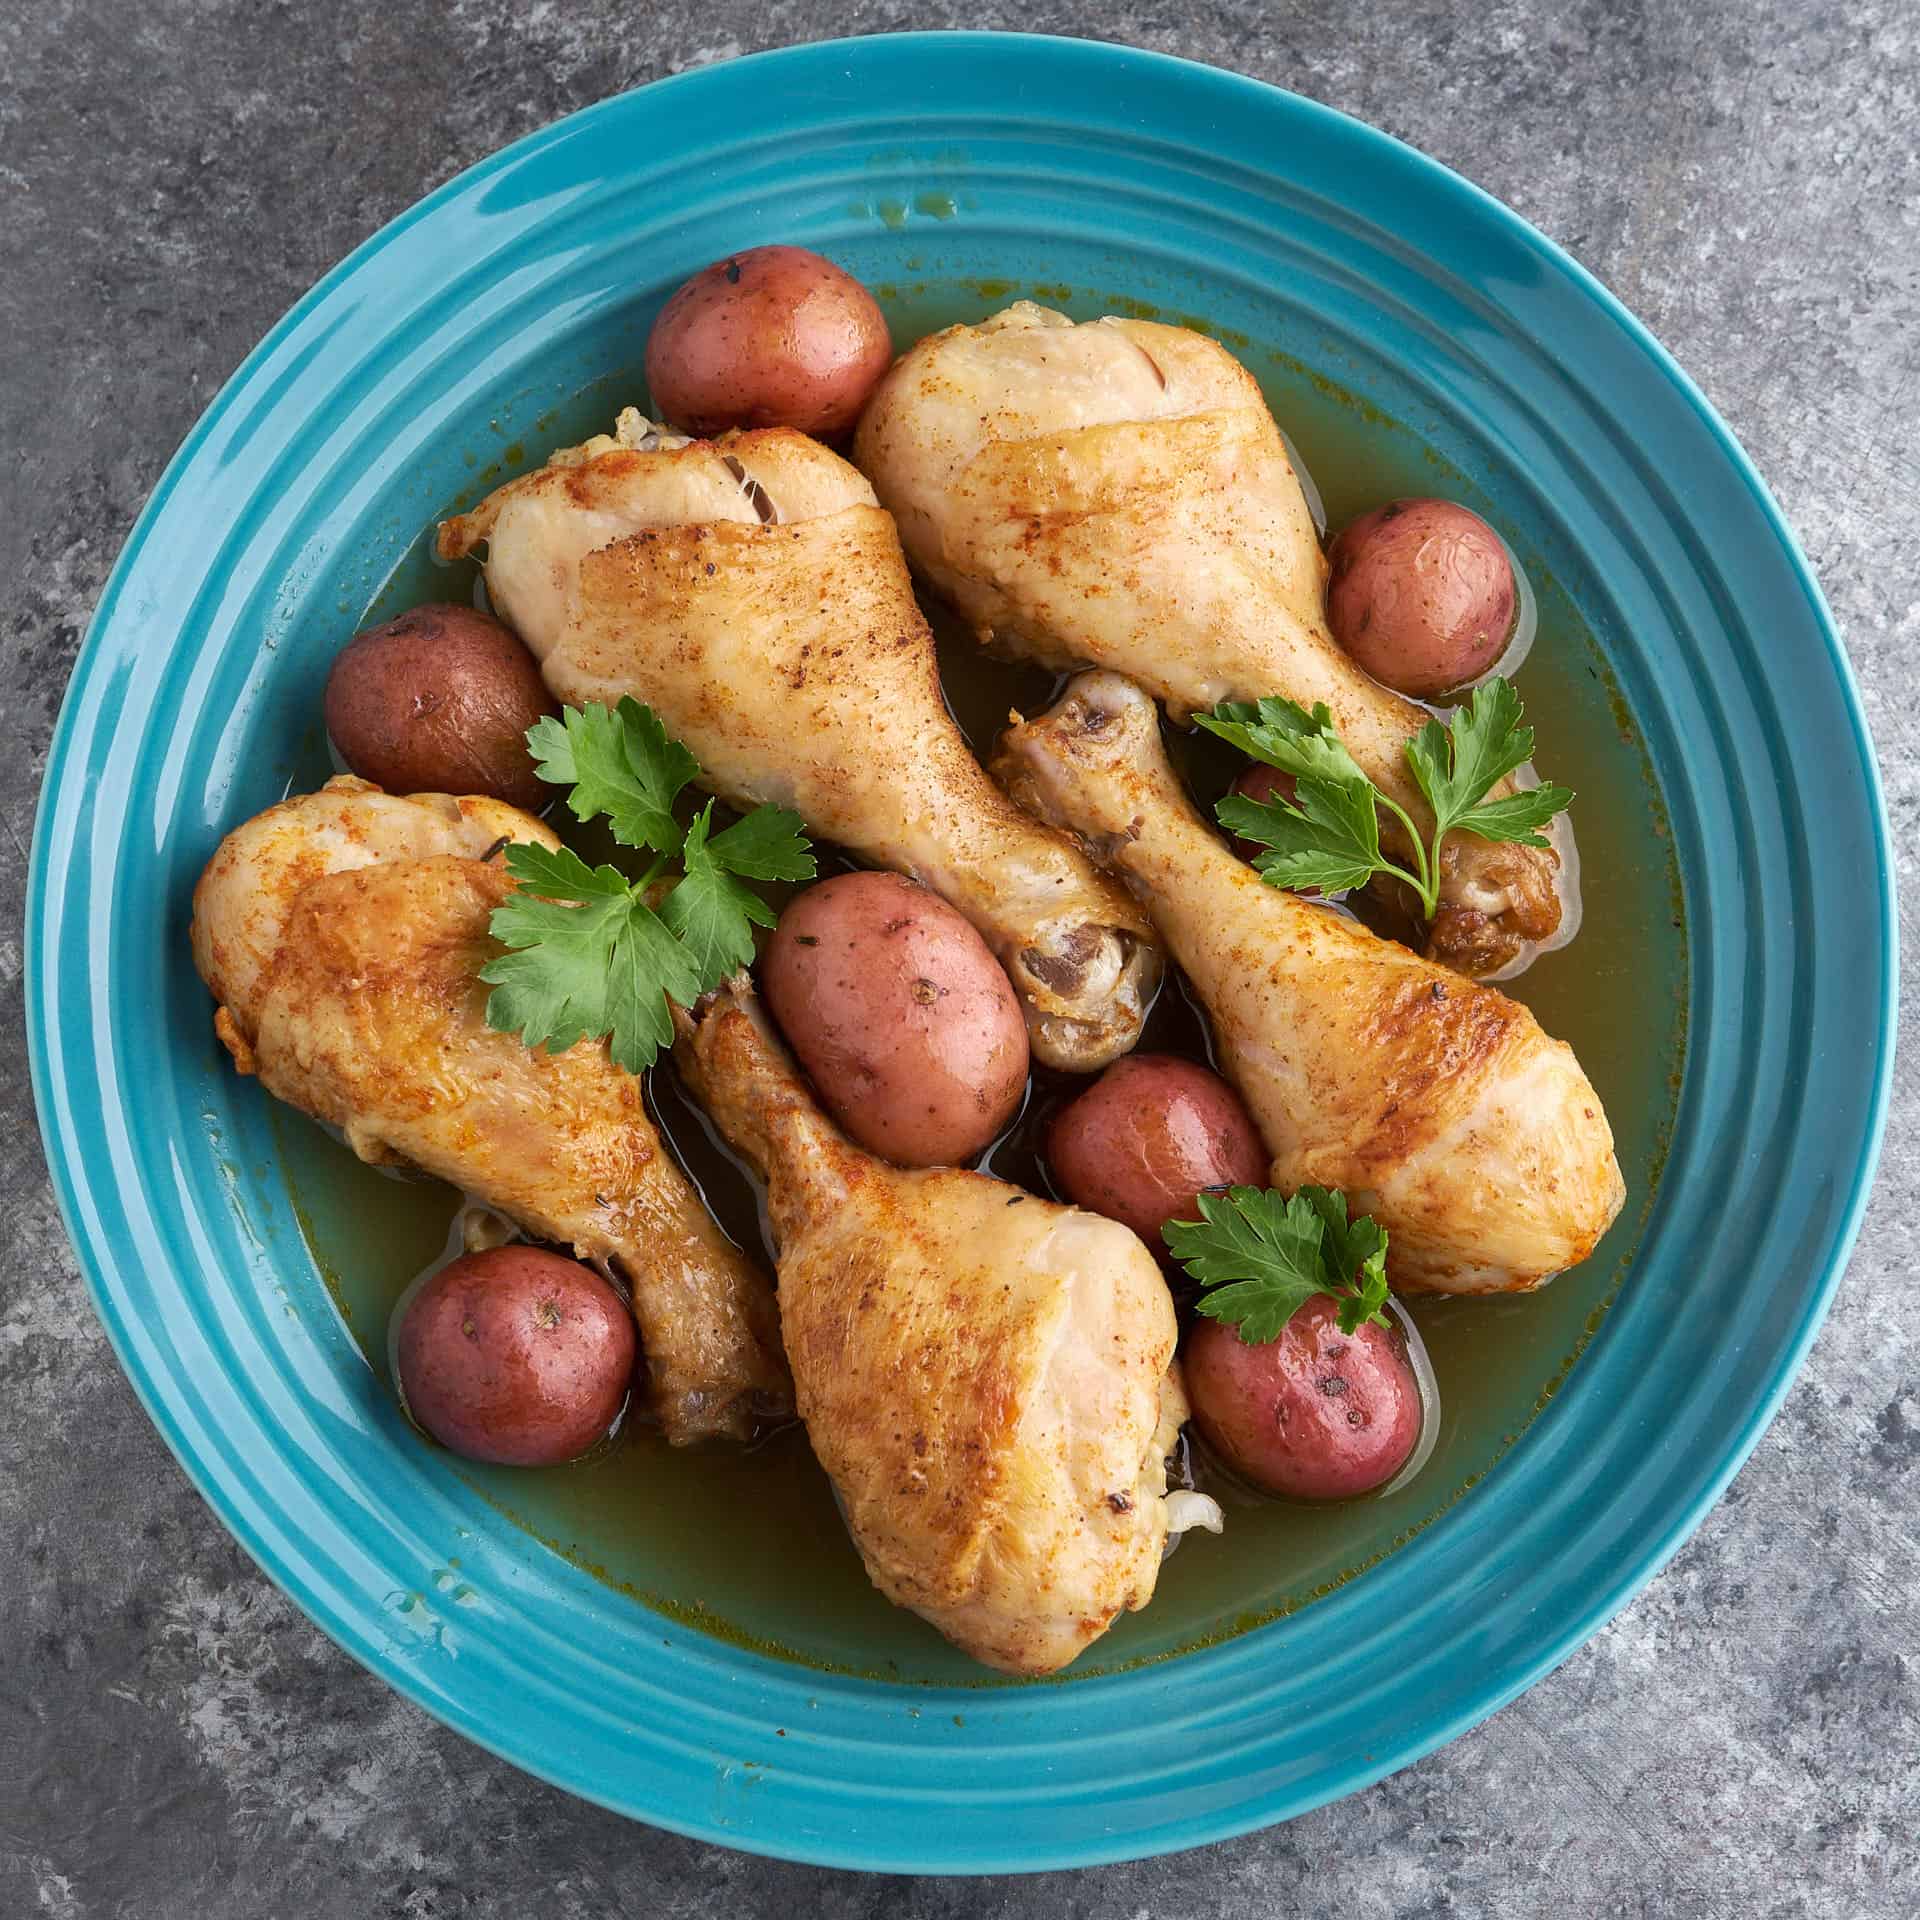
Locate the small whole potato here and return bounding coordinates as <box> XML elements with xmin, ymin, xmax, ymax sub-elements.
<box><xmin>1185</xmin><ymin>1298</ymin><xmax>1422</xmax><ymax>1501</ymax></box>
<box><xmin>762</xmin><ymin>870</ymin><xmax>1028</xmax><ymax>1166</ymax></box>
<box><xmin>645</xmin><ymin>246</ymin><xmax>893</xmax><ymax>439</ymax></box>
<box><xmin>394</xmin><ymin>1246</ymin><xmax>635</xmax><ymax>1467</ymax></box>
<box><xmin>1047</xmin><ymin>1055</ymin><xmax>1268</xmax><ymax>1245</ymax></box>
<box><xmin>1326</xmin><ymin>498</ymin><xmax>1517</xmax><ymax>699</ymax></box>
<box><xmin>324</xmin><ymin>603</ymin><xmax>556</xmax><ymax>807</ymax></box>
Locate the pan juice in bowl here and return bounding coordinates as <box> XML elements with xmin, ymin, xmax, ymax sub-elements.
<box><xmin>278</xmin><ymin>283</ymin><xmax>1687</xmax><ymax>1683</ymax></box>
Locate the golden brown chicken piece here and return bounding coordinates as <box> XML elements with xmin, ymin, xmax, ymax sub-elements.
<box><xmin>854</xmin><ymin>301</ymin><xmax>1565</xmax><ymax>977</ymax></box>
<box><xmin>190</xmin><ymin>777</ymin><xmax>789</xmax><ymax>1443</ymax></box>
<box><xmin>993</xmin><ymin>675</ymin><xmax>1623</xmax><ymax>1294</ymax></box>
<box><xmin>436</xmin><ymin>409</ymin><xmax>1160</xmax><ymax>1072</ymax></box>
<box><xmin>673</xmin><ymin>976</ymin><xmax>1189</xmax><ymax>1675</ymax></box>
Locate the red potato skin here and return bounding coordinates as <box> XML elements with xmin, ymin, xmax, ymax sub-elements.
<box><xmin>1047</xmin><ymin>1055</ymin><xmax>1268</xmax><ymax>1245</ymax></box>
<box><xmin>324</xmin><ymin>604</ymin><xmax>557</xmax><ymax>808</ymax></box>
<box><xmin>645</xmin><ymin>246</ymin><xmax>893</xmax><ymax>439</ymax></box>
<box><xmin>395</xmin><ymin>1248</ymin><xmax>636</xmax><ymax>1467</ymax></box>
<box><xmin>762</xmin><ymin>871</ymin><xmax>1029</xmax><ymax>1168</ymax></box>
<box><xmin>1185</xmin><ymin>1298</ymin><xmax>1421</xmax><ymax>1501</ymax></box>
<box><xmin>1326</xmin><ymin>498</ymin><xmax>1517</xmax><ymax>699</ymax></box>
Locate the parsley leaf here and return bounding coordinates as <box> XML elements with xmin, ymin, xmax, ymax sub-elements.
<box><xmin>483</xmin><ymin>702</ymin><xmax>816</xmax><ymax>1072</ymax></box>
<box><xmin>704</xmin><ymin>802</ymin><xmax>816</xmax><ymax>883</ymax></box>
<box><xmin>1199</xmin><ymin>698</ymin><xmax>1389</xmax><ymax>898</ymax></box>
<box><xmin>658</xmin><ymin>804</ymin><xmax>780</xmax><ymax>984</ymax></box>
<box><xmin>1162</xmin><ymin>1184</ymin><xmax>1395</xmax><ymax>1344</ymax></box>
<box><xmin>1214</xmin><ymin>790</ymin><xmax>1382</xmax><ymax>897</ymax></box>
<box><xmin>526</xmin><ymin>696</ymin><xmax>700</xmax><ymax>854</ymax></box>
<box><xmin>1404</xmin><ymin>677</ymin><xmax>1573</xmax><ymax>852</ymax></box>
<box><xmin>1198</xmin><ymin>697</ymin><xmax>1373</xmax><ymax>792</ymax></box>
<box><xmin>1335</xmin><ymin>1257</ymin><xmax>1393</xmax><ymax>1338</ymax></box>
<box><xmin>1299</xmin><ymin>1187</ymin><xmax>1392</xmax><ymax>1336</ymax></box>
<box><xmin>1449</xmin><ymin>785</ymin><xmax>1576</xmax><ymax>847</ymax></box>
<box><xmin>481</xmin><ymin>846</ymin><xmax>704</xmax><ymax>1073</ymax></box>
<box><xmin>1164</xmin><ymin>1187</ymin><xmax>1332</xmax><ymax>1344</ymax></box>
<box><xmin>1203</xmin><ymin>675</ymin><xmax>1572</xmax><ymax>918</ymax></box>
<box><xmin>490</xmin><ymin>841</ymin><xmax>631</xmax><ymax>903</ymax></box>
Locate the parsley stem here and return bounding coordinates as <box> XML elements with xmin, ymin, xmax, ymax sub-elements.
<box><xmin>1376</xmin><ymin>859</ymin><xmax>1432</xmax><ymax>914</ymax></box>
<box><xmin>1375</xmin><ymin>794</ymin><xmax>1439</xmax><ymax>918</ymax></box>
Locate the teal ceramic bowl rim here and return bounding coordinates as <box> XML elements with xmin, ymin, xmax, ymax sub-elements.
<box><xmin>26</xmin><ymin>33</ymin><xmax>1895</xmax><ymax>1871</ymax></box>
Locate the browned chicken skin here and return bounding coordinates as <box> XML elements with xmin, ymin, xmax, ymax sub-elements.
<box><xmin>190</xmin><ymin>777</ymin><xmax>790</xmax><ymax>1443</ymax></box>
<box><xmin>854</xmin><ymin>302</ymin><xmax>1566</xmax><ymax>976</ymax></box>
<box><xmin>674</xmin><ymin>977</ymin><xmax>1188</xmax><ymax>1675</ymax></box>
<box><xmin>993</xmin><ymin>675</ymin><xmax>1624</xmax><ymax>1294</ymax></box>
<box><xmin>437</xmin><ymin>410</ymin><xmax>1161</xmax><ymax>1072</ymax></box>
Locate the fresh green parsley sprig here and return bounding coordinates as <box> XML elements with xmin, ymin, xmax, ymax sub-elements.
<box><xmin>1163</xmin><ymin>1185</ymin><xmax>1393</xmax><ymax>1343</ymax></box>
<box><xmin>1199</xmin><ymin>676</ymin><xmax>1572</xmax><ymax>917</ymax></box>
<box><xmin>479</xmin><ymin>698</ymin><xmax>814</xmax><ymax>1072</ymax></box>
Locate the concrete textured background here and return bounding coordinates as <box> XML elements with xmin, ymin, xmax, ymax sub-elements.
<box><xmin>3</xmin><ymin>2</ymin><xmax>1914</xmax><ymax>1914</ymax></box>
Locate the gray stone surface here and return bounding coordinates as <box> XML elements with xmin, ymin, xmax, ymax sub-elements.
<box><xmin>2</xmin><ymin>1</ymin><xmax>1914</xmax><ymax>1914</ymax></box>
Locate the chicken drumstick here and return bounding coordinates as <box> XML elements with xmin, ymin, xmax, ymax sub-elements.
<box><xmin>992</xmin><ymin>674</ymin><xmax>1623</xmax><ymax>1294</ymax></box>
<box><xmin>438</xmin><ymin>411</ymin><xmax>1160</xmax><ymax>1072</ymax></box>
<box><xmin>674</xmin><ymin>975</ymin><xmax>1188</xmax><ymax>1676</ymax></box>
<box><xmin>855</xmin><ymin>301</ymin><xmax>1565</xmax><ymax>977</ymax></box>
<box><xmin>191</xmin><ymin>777</ymin><xmax>790</xmax><ymax>1443</ymax></box>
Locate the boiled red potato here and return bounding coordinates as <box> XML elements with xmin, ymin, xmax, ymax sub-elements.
<box><xmin>762</xmin><ymin>870</ymin><xmax>1029</xmax><ymax>1167</ymax></box>
<box><xmin>394</xmin><ymin>1246</ymin><xmax>635</xmax><ymax>1466</ymax></box>
<box><xmin>1326</xmin><ymin>498</ymin><xmax>1517</xmax><ymax>698</ymax></box>
<box><xmin>645</xmin><ymin>246</ymin><xmax>893</xmax><ymax>439</ymax></box>
<box><xmin>1046</xmin><ymin>1054</ymin><xmax>1267</xmax><ymax>1245</ymax></box>
<box><xmin>1185</xmin><ymin>1298</ymin><xmax>1422</xmax><ymax>1500</ymax></box>
<box><xmin>324</xmin><ymin>604</ymin><xmax>556</xmax><ymax>808</ymax></box>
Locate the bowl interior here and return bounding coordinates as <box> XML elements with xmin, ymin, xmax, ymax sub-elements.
<box><xmin>28</xmin><ymin>34</ymin><xmax>1891</xmax><ymax>1869</ymax></box>
<box><xmin>277</xmin><ymin>263</ymin><xmax>1687</xmax><ymax>1683</ymax></box>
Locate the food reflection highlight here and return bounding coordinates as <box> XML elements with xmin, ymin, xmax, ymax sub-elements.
<box><xmin>190</xmin><ymin>247</ymin><xmax>1626</xmax><ymax>1675</ymax></box>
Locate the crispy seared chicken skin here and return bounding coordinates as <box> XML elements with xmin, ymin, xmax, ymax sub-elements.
<box><xmin>190</xmin><ymin>777</ymin><xmax>790</xmax><ymax>1443</ymax></box>
<box><xmin>437</xmin><ymin>410</ymin><xmax>1160</xmax><ymax>1072</ymax></box>
<box><xmin>855</xmin><ymin>302</ymin><xmax>1566</xmax><ymax>976</ymax></box>
<box><xmin>993</xmin><ymin>675</ymin><xmax>1623</xmax><ymax>1293</ymax></box>
<box><xmin>675</xmin><ymin>976</ymin><xmax>1187</xmax><ymax>1675</ymax></box>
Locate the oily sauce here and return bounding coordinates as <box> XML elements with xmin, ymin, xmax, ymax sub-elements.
<box><xmin>277</xmin><ymin>291</ymin><xmax>1688</xmax><ymax>1683</ymax></box>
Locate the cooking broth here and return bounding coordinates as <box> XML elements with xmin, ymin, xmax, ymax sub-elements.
<box><xmin>275</xmin><ymin>284</ymin><xmax>1687</xmax><ymax>1683</ymax></box>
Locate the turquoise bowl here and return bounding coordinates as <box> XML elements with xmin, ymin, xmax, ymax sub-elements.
<box><xmin>27</xmin><ymin>33</ymin><xmax>1894</xmax><ymax>1870</ymax></box>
